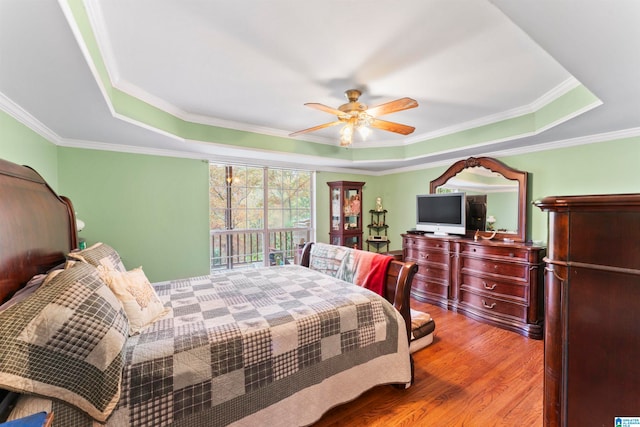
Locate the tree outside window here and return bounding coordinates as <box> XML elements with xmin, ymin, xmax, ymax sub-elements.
<box><xmin>209</xmin><ymin>164</ymin><xmax>313</xmax><ymax>270</ymax></box>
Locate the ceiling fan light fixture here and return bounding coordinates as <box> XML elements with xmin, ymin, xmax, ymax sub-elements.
<box><xmin>290</xmin><ymin>89</ymin><xmax>418</xmax><ymax>147</ymax></box>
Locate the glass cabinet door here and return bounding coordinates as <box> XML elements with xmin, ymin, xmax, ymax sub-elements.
<box><xmin>331</xmin><ymin>187</ymin><xmax>341</xmax><ymax>231</ymax></box>
<box><xmin>343</xmin><ymin>188</ymin><xmax>361</xmax><ymax>230</ymax></box>
<box><xmin>343</xmin><ymin>235</ymin><xmax>360</xmax><ymax>249</ymax></box>
<box><xmin>327</xmin><ymin>181</ymin><xmax>365</xmax><ymax>250</ymax></box>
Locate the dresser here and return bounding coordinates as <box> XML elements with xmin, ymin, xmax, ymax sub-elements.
<box><xmin>403</xmin><ymin>234</ymin><xmax>545</xmax><ymax>339</ymax></box>
<box><xmin>535</xmin><ymin>194</ymin><xmax>640</xmax><ymax>427</ymax></box>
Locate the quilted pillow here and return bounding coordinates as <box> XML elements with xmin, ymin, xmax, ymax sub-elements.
<box><xmin>67</xmin><ymin>242</ymin><xmax>126</xmax><ymax>272</ymax></box>
<box><xmin>308</xmin><ymin>242</ymin><xmax>350</xmax><ymax>278</ymax></box>
<box><xmin>0</xmin><ymin>274</ymin><xmax>46</xmax><ymax>313</ymax></box>
<box><xmin>99</xmin><ymin>266</ymin><xmax>170</xmax><ymax>335</ymax></box>
<box><xmin>0</xmin><ymin>262</ymin><xmax>129</xmax><ymax>422</ymax></box>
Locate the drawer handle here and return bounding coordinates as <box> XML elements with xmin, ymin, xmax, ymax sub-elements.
<box><xmin>482</xmin><ymin>299</ymin><xmax>496</xmax><ymax>309</ymax></box>
<box><xmin>421</xmin><ymin>253</ymin><xmax>429</xmax><ymax>259</ymax></box>
<box><xmin>483</xmin><ymin>281</ymin><xmax>497</xmax><ymax>290</ymax></box>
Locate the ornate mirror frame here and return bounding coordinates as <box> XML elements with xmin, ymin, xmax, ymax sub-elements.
<box><xmin>430</xmin><ymin>156</ymin><xmax>528</xmax><ymax>243</ymax></box>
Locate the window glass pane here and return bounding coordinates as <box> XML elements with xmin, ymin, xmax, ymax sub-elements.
<box><xmin>268</xmin><ymin>208</ymin><xmax>283</xmax><ymax>229</ymax></box>
<box><xmin>268</xmin><ymin>169</ymin><xmax>282</xmax><ymax>188</ymax></box>
<box><xmin>247</xmin><ymin>188</ymin><xmax>263</xmax><ymax>209</ymax></box>
<box><xmin>233</xmin><ymin>166</ymin><xmax>246</xmax><ymax>186</ymax></box>
<box><xmin>209</xmin><ymin>164</ymin><xmax>312</xmax><ymax>270</ymax></box>
<box><xmin>210</xmin><ymin>208</ymin><xmax>226</xmax><ymax>230</ymax></box>
<box><xmin>232</xmin><ymin>186</ymin><xmax>247</xmax><ymax>210</ymax></box>
<box><xmin>209</xmin><ymin>165</ymin><xmax>227</xmax><ymax>229</ymax></box>
<box><xmin>232</xmin><ymin>207</ymin><xmax>246</xmax><ymax>230</ymax></box>
<box><xmin>245</xmin><ymin>167</ymin><xmax>264</xmax><ymax>188</ymax></box>
<box><xmin>246</xmin><ymin>208</ymin><xmax>264</xmax><ymax>229</ymax></box>
<box><xmin>283</xmin><ymin>209</ymin><xmax>293</xmax><ymax>228</ymax></box>
<box><xmin>298</xmin><ymin>186</ymin><xmax>310</xmax><ymax>204</ymax></box>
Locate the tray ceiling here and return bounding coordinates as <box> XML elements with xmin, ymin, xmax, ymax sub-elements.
<box><xmin>1</xmin><ymin>1</ymin><xmax>639</xmax><ymax>173</ymax></box>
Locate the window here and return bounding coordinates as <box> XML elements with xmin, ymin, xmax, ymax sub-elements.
<box><xmin>209</xmin><ymin>164</ymin><xmax>314</xmax><ymax>270</ymax></box>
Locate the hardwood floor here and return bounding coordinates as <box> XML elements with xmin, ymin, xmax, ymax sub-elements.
<box><xmin>313</xmin><ymin>299</ymin><xmax>544</xmax><ymax>427</ymax></box>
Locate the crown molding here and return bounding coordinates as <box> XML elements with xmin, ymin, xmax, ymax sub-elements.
<box><xmin>3</xmin><ymin>86</ymin><xmax>636</xmax><ymax>177</ymax></box>
<box><xmin>0</xmin><ymin>92</ymin><xmax>63</xmax><ymax>144</ymax></box>
<box><xmin>377</xmin><ymin>125</ymin><xmax>640</xmax><ymax>176</ymax></box>
<box><xmin>400</xmin><ymin>77</ymin><xmax>582</xmax><ymax>146</ymax></box>
<box><xmin>531</xmin><ymin>76</ymin><xmax>581</xmax><ymax>111</ymax></box>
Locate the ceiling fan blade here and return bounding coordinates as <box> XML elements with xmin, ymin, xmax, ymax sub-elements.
<box><xmin>289</xmin><ymin>121</ymin><xmax>342</xmax><ymax>137</ymax></box>
<box><xmin>370</xmin><ymin>118</ymin><xmax>416</xmax><ymax>135</ymax></box>
<box><xmin>304</xmin><ymin>103</ymin><xmax>348</xmax><ymax>117</ymax></box>
<box><xmin>366</xmin><ymin>97</ymin><xmax>418</xmax><ymax>117</ymax></box>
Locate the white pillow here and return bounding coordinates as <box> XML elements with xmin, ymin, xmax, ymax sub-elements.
<box><xmin>99</xmin><ymin>267</ymin><xmax>170</xmax><ymax>335</ymax></box>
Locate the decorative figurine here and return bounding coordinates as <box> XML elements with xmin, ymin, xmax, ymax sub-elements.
<box><xmin>349</xmin><ymin>194</ymin><xmax>361</xmax><ymax>215</ymax></box>
<box><xmin>375</xmin><ymin>197</ymin><xmax>383</xmax><ymax>212</ymax></box>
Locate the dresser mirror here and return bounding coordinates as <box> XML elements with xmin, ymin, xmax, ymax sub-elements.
<box><xmin>430</xmin><ymin>157</ymin><xmax>527</xmax><ymax>242</ymax></box>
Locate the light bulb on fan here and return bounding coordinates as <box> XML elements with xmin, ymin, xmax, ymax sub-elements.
<box><xmin>357</xmin><ymin>125</ymin><xmax>371</xmax><ymax>139</ymax></box>
<box><xmin>340</xmin><ymin>122</ymin><xmax>354</xmax><ymax>147</ymax></box>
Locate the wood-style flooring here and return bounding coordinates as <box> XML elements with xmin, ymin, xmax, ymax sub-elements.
<box><xmin>313</xmin><ymin>299</ymin><xmax>544</xmax><ymax>427</ymax></box>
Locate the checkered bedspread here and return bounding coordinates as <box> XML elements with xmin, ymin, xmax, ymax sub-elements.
<box><xmin>19</xmin><ymin>265</ymin><xmax>404</xmax><ymax>426</ymax></box>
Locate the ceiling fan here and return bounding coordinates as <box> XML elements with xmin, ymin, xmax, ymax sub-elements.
<box><xmin>289</xmin><ymin>89</ymin><xmax>418</xmax><ymax>147</ymax></box>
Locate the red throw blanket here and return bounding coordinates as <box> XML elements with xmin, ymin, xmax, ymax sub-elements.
<box><xmin>352</xmin><ymin>251</ymin><xmax>393</xmax><ymax>297</ymax></box>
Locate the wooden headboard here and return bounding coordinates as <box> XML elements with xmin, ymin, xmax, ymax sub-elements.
<box><xmin>0</xmin><ymin>158</ymin><xmax>77</xmax><ymax>304</ymax></box>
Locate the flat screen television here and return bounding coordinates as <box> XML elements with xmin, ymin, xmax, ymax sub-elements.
<box><xmin>416</xmin><ymin>192</ymin><xmax>466</xmax><ymax>236</ymax></box>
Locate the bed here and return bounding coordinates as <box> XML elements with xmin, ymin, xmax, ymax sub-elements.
<box><xmin>0</xmin><ymin>158</ymin><xmax>418</xmax><ymax>426</ymax></box>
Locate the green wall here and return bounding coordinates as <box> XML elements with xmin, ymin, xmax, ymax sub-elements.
<box><xmin>0</xmin><ymin>111</ymin><xmax>59</xmax><ymax>188</ymax></box>
<box><xmin>506</xmin><ymin>137</ymin><xmax>640</xmax><ymax>244</ymax></box>
<box><xmin>377</xmin><ymin>137</ymin><xmax>640</xmax><ymax>248</ymax></box>
<box><xmin>57</xmin><ymin>148</ymin><xmax>210</xmax><ymax>283</ymax></box>
<box><xmin>2</xmin><ymin>107</ymin><xmax>640</xmax><ymax>281</ymax></box>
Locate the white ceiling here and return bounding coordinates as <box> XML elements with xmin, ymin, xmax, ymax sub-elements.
<box><xmin>1</xmin><ymin>0</ymin><xmax>639</xmax><ymax>173</ymax></box>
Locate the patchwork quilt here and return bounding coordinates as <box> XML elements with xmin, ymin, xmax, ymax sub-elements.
<box><xmin>10</xmin><ymin>265</ymin><xmax>407</xmax><ymax>426</ymax></box>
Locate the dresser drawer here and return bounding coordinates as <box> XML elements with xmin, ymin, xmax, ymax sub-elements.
<box><xmin>416</xmin><ymin>264</ymin><xmax>449</xmax><ymax>281</ymax></box>
<box><xmin>404</xmin><ymin>236</ymin><xmax>450</xmax><ymax>251</ymax></box>
<box><xmin>405</xmin><ymin>249</ymin><xmax>450</xmax><ymax>266</ymax></box>
<box><xmin>413</xmin><ymin>274</ymin><xmax>449</xmax><ymax>298</ymax></box>
<box><xmin>460</xmin><ymin>274</ymin><xmax>528</xmax><ymax>303</ymax></box>
<box><xmin>460</xmin><ymin>243</ymin><xmax>531</xmax><ymax>262</ymax></box>
<box><xmin>460</xmin><ymin>257</ymin><xmax>529</xmax><ymax>281</ymax></box>
<box><xmin>459</xmin><ymin>290</ymin><xmax>527</xmax><ymax>320</ymax></box>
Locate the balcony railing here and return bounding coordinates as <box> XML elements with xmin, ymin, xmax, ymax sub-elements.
<box><xmin>210</xmin><ymin>228</ymin><xmax>311</xmax><ymax>271</ymax></box>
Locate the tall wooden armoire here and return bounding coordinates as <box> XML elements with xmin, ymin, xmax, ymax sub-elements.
<box><xmin>535</xmin><ymin>194</ymin><xmax>640</xmax><ymax>426</ymax></box>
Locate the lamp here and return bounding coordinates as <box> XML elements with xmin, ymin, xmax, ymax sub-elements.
<box><xmin>76</xmin><ymin>217</ymin><xmax>86</xmax><ymax>249</ymax></box>
<box><xmin>75</xmin><ymin>210</ymin><xmax>85</xmax><ymax>232</ymax></box>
